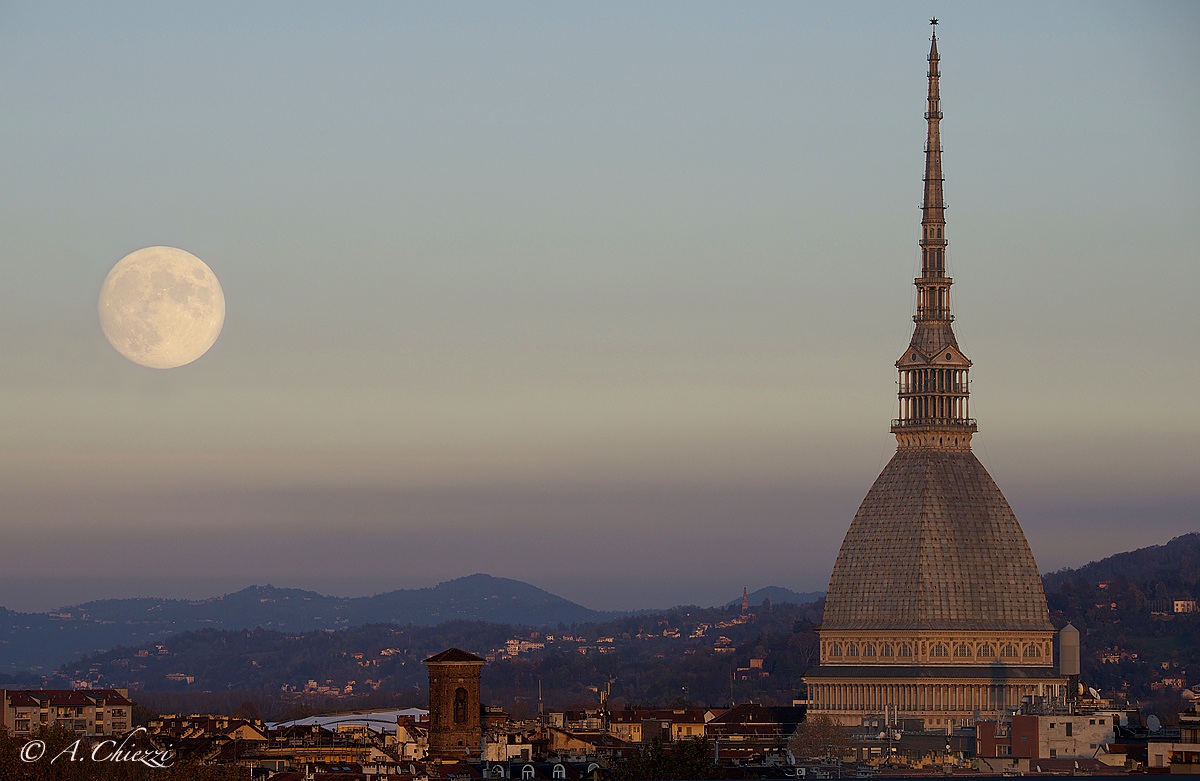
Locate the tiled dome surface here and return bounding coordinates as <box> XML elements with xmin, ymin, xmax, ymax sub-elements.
<box><xmin>822</xmin><ymin>447</ymin><xmax>1052</xmax><ymax>631</ymax></box>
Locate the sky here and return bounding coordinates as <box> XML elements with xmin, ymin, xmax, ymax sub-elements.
<box><xmin>1</xmin><ymin>2</ymin><xmax>1197</xmax><ymax>613</ymax></box>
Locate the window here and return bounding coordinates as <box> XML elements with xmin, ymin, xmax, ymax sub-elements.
<box><xmin>1000</xmin><ymin>644</ymin><xmax>1018</xmax><ymax>658</ymax></box>
<box><xmin>1023</xmin><ymin>644</ymin><xmax>1042</xmax><ymax>658</ymax></box>
<box><xmin>454</xmin><ymin>687</ymin><xmax>469</xmax><ymax>725</ymax></box>
<box><xmin>879</xmin><ymin>644</ymin><xmax>894</xmax><ymax>657</ymax></box>
<box><xmin>898</xmin><ymin>644</ymin><xmax>913</xmax><ymax>658</ymax></box>
<box><xmin>978</xmin><ymin>643</ymin><xmax>996</xmax><ymax>658</ymax></box>
<box><xmin>862</xmin><ymin>643</ymin><xmax>876</xmax><ymax>657</ymax></box>
<box><xmin>930</xmin><ymin>643</ymin><xmax>949</xmax><ymax>658</ymax></box>
<box><xmin>1065</xmin><ymin>723</ymin><xmax>1073</xmax><ymax>737</ymax></box>
<box><xmin>522</xmin><ymin>766</ymin><xmax>536</xmax><ymax>780</ymax></box>
<box><xmin>846</xmin><ymin>644</ymin><xmax>860</xmax><ymax>657</ymax></box>
<box><xmin>553</xmin><ymin>765</ymin><xmax>567</xmax><ymax>779</ymax></box>
<box><xmin>829</xmin><ymin>643</ymin><xmax>843</xmax><ymax>657</ymax></box>
<box><xmin>954</xmin><ymin>644</ymin><xmax>972</xmax><ymax>658</ymax></box>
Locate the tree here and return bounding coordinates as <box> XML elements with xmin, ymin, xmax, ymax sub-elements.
<box><xmin>612</xmin><ymin>737</ymin><xmax>722</xmax><ymax>781</ymax></box>
<box><xmin>787</xmin><ymin>714</ymin><xmax>852</xmax><ymax>761</ymax></box>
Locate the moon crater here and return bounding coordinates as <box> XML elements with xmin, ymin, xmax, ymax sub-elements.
<box><xmin>98</xmin><ymin>246</ymin><xmax>225</xmax><ymax>369</ymax></box>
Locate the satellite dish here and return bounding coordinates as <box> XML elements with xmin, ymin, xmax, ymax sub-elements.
<box><xmin>1147</xmin><ymin>715</ymin><xmax>1162</xmax><ymax>732</ymax></box>
<box><xmin>1089</xmin><ymin>687</ymin><xmax>1101</xmax><ymax>700</ymax></box>
<box><xmin>1078</xmin><ymin>683</ymin><xmax>1086</xmax><ymax>695</ymax></box>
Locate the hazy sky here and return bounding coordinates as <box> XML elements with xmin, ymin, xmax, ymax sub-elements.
<box><xmin>1</xmin><ymin>2</ymin><xmax>1197</xmax><ymax>613</ymax></box>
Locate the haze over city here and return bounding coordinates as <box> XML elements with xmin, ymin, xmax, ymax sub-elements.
<box><xmin>1</xmin><ymin>2</ymin><xmax>1197</xmax><ymax>613</ymax></box>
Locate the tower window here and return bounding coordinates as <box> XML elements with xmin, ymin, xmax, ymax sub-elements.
<box><xmin>1001</xmin><ymin>644</ymin><xmax>1018</xmax><ymax>659</ymax></box>
<box><xmin>953</xmin><ymin>644</ymin><xmax>972</xmax><ymax>658</ymax></box>
<box><xmin>879</xmin><ymin>644</ymin><xmax>894</xmax><ymax>657</ymax></box>
<box><xmin>454</xmin><ymin>687</ymin><xmax>469</xmax><ymax>724</ymax></box>
<box><xmin>829</xmin><ymin>643</ymin><xmax>843</xmax><ymax>657</ymax></box>
<box><xmin>1023</xmin><ymin>644</ymin><xmax>1043</xmax><ymax>658</ymax></box>
<box><xmin>862</xmin><ymin>643</ymin><xmax>877</xmax><ymax>657</ymax></box>
<box><xmin>930</xmin><ymin>643</ymin><xmax>948</xmax><ymax>658</ymax></box>
<box><xmin>897</xmin><ymin>644</ymin><xmax>913</xmax><ymax>658</ymax></box>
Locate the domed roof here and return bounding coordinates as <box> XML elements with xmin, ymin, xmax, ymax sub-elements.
<box><xmin>821</xmin><ymin>447</ymin><xmax>1052</xmax><ymax>632</ymax></box>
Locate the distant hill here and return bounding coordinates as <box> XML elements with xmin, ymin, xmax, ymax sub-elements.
<box><xmin>1042</xmin><ymin>532</ymin><xmax>1200</xmax><ymax>597</ymax></box>
<box><xmin>724</xmin><ymin>587</ymin><xmax>824</xmax><ymax>609</ymax></box>
<box><xmin>52</xmin><ymin>600</ymin><xmax>826</xmax><ymax>718</ymax></box>
<box><xmin>1040</xmin><ymin>533</ymin><xmax>1199</xmax><ymax>716</ymax></box>
<box><xmin>0</xmin><ymin>574</ymin><xmax>606</xmax><ymax>674</ymax></box>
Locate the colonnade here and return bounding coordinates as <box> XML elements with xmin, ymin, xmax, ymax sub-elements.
<box><xmin>808</xmin><ymin>681</ymin><xmax>1040</xmax><ymax>716</ymax></box>
<box><xmin>897</xmin><ymin>368</ymin><xmax>969</xmax><ymax>423</ymax></box>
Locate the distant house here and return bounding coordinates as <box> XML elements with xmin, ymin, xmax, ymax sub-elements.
<box><xmin>607</xmin><ymin>707</ymin><xmax>710</xmax><ymax>743</ymax></box>
<box><xmin>148</xmin><ymin>713</ymin><xmax>268</xmax><ymax>742</ymax></box>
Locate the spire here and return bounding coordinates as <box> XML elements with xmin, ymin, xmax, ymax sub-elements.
<box><xmin>921</xmin><ymin>19</ymin><xmax>945</xmax><ymax>279</ymax></box>
<box><xmin>892</xmin><ymin>23</ymin><xmax>977</xmax><ymax>450</ymax></box>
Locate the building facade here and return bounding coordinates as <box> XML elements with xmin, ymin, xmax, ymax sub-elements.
<box><xmin>1</xmin><ymin>688</ymin><xmax>133</xmax><ymax>738</ymax></box>
<box><xmin>802</xmin><ymin>24</ymin><xmax>1069</xmax><ymax>728</ymax></box>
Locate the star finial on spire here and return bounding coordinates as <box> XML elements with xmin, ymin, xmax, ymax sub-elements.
<box><xmin>930</xmin><ymin>17</ymin><xmax>938</xmax><ymax>26</ymax></box>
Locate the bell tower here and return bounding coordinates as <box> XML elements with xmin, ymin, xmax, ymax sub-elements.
<box><xmin>424</xmin><ymin>647</ymin><xmax>485</xmax><ymax>760</ymax></box>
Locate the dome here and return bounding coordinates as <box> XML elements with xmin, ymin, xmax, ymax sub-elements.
<box><xmin>821</xmin><ymin>447</ymin><xmax>1053</xmax><ymax>632</ymax></box>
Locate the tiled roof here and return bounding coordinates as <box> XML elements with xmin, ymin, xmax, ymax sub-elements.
<box><xmin>822</xmin><ymin>448</ymin><xmax>1053</xmax><ymax>632</ymax></box>
<box><xmin>424</xmin><ymin>648</ymin><xmax>486</xmax><ymax>664</ymax></box>
<box><xmin>609</xmin><ymin>708</ymin><xmax>708</xmax><ymax>723</ymax></box>
<box><xmin>708</xmin><ymin>704</ymin><xmax>805</xmax><ymax>726</ymax></box>
<box><xmin>3</xmin><ymin>689</ymin><xmax>132</xmax><ymax>707</ymax></box>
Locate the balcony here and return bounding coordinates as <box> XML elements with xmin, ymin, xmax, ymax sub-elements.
<box><xmin>890</xmin><ymin>417</ymin><xmax>977</xmax><ymax>430</ymax></box>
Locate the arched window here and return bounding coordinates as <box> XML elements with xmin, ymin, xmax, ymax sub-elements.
<box><xmin>898</xmin><ymin>643</ymin><xmax>913</xmax><ymax>658</ymax></box>
<box><xmin>1000</xmin><ymin>643</ymin><xmax>1018</xmax><ymax>659</ymax></box>
<box><xmin>978</xmin><ymin>643</ymin><xmax>996</xmax><ymax>658</ymax></box>
<box><xmin>454</xmin><ymin>687</ymin><xmax>469</xmax><ymax>725</ymax></box>
<box><xmin>490</xmin><ymin>766</ymin><xmax>507</xmax><ymax>779</ymax></box>
<box><xmin>1023</xmin><ymin>644</ymin><xmax>1043</xmax><ymax>658</ymax></box>
<box><xmin>953</xmin><ymin>644</ymin><xmax>972</xmax><ymax>658</ymax></box>
<box><xmin>846</xmin><ymin>644</ymin><xmax>860</xmax><ymax>657</ymax></box>
<box><xmin>522</xmin><ymin>765</ymin><xmax>536</xmax><ymax>780</ymax></box>
<box><xmin>930</xmin><ymin>643</ymin><xmax>948</xmax><ymax>658</ymax></box>
<box><xmin>879</xmin><ymin>644</ymin><xmax>894</xmax><ymax>657</ymax></box>
<box><xmin>862</xmin><ymin>643</ymin><xmax>877</xmax><ymax>657</ymax></box>
<box><xmin>553</xmin><ymin>765</ymin><xmax>567</xmax><ymax>779</ymax></box>
<box><xmin>828</xmin><ymin>643</ymin><xmax>843</xmax><ymax>657</ymax></box>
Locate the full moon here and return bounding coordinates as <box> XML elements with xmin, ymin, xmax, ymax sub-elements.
<box><xmin>98</xmin><ymin>246</ymin><xmax>225</xmax><ymax>369</ymax></box>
